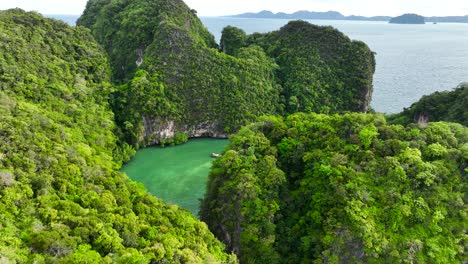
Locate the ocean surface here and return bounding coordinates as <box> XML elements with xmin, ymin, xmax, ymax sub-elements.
<box><xmin>121</xmin><ymin>139</ymin><xmax>228</xmax><ymax>216</ymax></box>
<box><xmin>52</xmin><ymin>15</ymin><xmax>468</xmax><ymax>113</ymax></box>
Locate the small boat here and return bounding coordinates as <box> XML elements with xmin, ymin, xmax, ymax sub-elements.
<box><xmin>211</xmin><ymin>153</ymin><xmax>222</xmax><ymax>158</ymax></box>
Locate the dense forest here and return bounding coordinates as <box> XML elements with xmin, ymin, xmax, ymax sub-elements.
<box><xmin>201</xmin><ymin>113</ymin><xmax>467</xmax><ymax>263</ymax></box>
<box><xmin>77</xmin><ymin>0</ymin><xmax>375</xmax><ymax>148</ymax></box>
<box><xmin>388</xmin><ymin>83</ymin><xmax>468</xmax><ymax>126</ymax></box>
<box><xmin>0</xmin><ymin>9</ymin><xmax>235</xmax><ymax>263</ymax></box>
<box><xmin>1</xmin><ymin>0</ymin><xmax>467</xmax><ymax>262</ymax></box>
<box><xmin>221</xmin><ymin>21</ymin><xmax>375</xmax><ymax>113</ymax></box>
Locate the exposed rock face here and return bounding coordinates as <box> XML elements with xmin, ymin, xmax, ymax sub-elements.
<box><xmin>187</xmin><ymin>121</ymin><xmax>228</xmax><ymax>138</ymax></box>
<box><xmin>142</xmin><ymin>117</ymin><xmax>227</xmax><ymax>145</ymax></box>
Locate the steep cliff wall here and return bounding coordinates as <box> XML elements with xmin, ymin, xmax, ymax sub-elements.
<box><xmin>225</xmin><ymin>20</ymin><xmax>376</xmax><ymax>114</ymax></box>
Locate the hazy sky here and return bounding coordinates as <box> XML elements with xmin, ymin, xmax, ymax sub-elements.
<box><xmin>1</xmin><ymin>0</ymin><xmax>467</xmax><ymax>17</ymax></box>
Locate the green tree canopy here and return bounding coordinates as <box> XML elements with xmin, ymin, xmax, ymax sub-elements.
<box><xmin>201</xmin><ymin>113</ymin><xmax>467</xmax><ymax>263</ymax></box>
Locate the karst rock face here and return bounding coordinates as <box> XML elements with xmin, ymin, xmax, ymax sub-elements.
<box><xmin>79</xmin><ymin>1</ymin><xmax>375</xmax><ymax>148</ymax></box>
<box><xmin>389</xmin><ymin>83</ymin><xmax>468</xmax><ymax>126</ymax></box>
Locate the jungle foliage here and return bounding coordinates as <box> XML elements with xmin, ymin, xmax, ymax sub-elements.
<box><xmin>226</xmin><ymin>21</ymin><xmax>376</xmax><ymax>114</ymax></box>
<box><xmin>201</xmin><ymin>113</ymin><xmax>467</xmax><ymax>263</ymax></box>
<box><xmin>0</xmin><ymin>9</ymin><xmax>235</xmax><ymax>263</ymax></box>
<box><xmin>388</xmin><ymin>82</ymin><xmax>468</xmax><ymax>126</ymax></box>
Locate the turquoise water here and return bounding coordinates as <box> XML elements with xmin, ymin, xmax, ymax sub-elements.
<box><xmin>200</xmin><ymin>17</ymin><xmax>468</xmax><ymax>113</ymax></box>
<box><xmin>121</xmin><ymin>139</ymin><xmax>228</xmax><ymax>216</ymax></box>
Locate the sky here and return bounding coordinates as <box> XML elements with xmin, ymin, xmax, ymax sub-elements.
<box><xmin>1</xmin><ymin>0</ymin><xmax>467</xmax><ymax>17</ymax></box>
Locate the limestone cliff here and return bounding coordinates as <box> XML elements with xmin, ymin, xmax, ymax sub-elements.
<box><xmin>79</xmin><ymin>1</ymin><xmax>376</xmax><ymax>148</ymax></box>
<box><xmin>223</xmin><ymin>21</ymin><xmax>376</xmax><ymax>114</ymax></box>
<box><xmin>142</xmin><ymin>117</ymin><xmax>227</xmax><ymax>146</ymax></box>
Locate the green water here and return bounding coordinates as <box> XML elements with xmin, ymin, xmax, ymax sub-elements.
<box><xmin>122</xmin><ymin>138</ymin><xmax>228</xmax><ymax>216</ymax></box>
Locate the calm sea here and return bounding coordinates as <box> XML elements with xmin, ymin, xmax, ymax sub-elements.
<box><xmin>52</xmin><ymin>15</ymin><xmax>468</xmax><ymax>113</ymax></box>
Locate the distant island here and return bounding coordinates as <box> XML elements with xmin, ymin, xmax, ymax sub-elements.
<box><xmin>230</xmin><ymin>10</ymin><xmax>391</xmax><ymax>21</ymax></box>
<box><xmin>230</xmin><ymin>10</ymin><xmax>468</xmax><ymax>23</ymax></box>
<box><xmin>389</xmin><ymin>14</ymin><xmax>425</xmax><ymax>24</ymax></box>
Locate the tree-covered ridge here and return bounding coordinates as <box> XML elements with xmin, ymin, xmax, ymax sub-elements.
<box><xmin>201</xmin><ymin>113</ymin><xmax>467</xmax><ymax>263</ymax></box>
<box><xmin>222</xmin><ymin>21</ymin><xmax>376</xmax><ymax>114</ymax></box>
<box><xmin>77</xmin><ymin>0</ymin><xmax>217</xmax><ymax>83</ymax></box>
<box><xmin>0</xmin><ymin>9</ymin><xmax>235</xmax><ymax>263</ymax></box>
<box><xmin>388</xmin><ymin>82</ymin><xmax>468</xmax><ymax>126</ymax></box>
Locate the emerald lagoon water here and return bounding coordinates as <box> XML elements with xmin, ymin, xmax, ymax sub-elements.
<box><xmin>122</xmin><ymin>138</ymin><xmax>228</xmax><ymax>216</ymax></box>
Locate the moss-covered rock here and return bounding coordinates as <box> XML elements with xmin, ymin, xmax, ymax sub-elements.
<box><xmin>240</xmin><ymin>20</ymin><xmax>376</xmax><ymax>114</ymax></box>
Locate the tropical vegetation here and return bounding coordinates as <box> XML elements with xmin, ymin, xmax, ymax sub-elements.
<box><xmin>201</xmin><ymin>113</ymin><xmax>467</xmax><ymax>263</ymax></box>
<box><xmin>1</xmin><ymin>0</ymin><xmax>466</xmax><ymax>262</ymax></box>
<box><xmin>0</xmin><ymin>9</ymin><xmax>235</xmax><ymax>263</ymax></box>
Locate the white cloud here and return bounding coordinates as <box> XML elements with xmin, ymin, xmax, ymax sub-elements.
<box><xmin>0</xmin><ymin>0</ymin><xmax>467</xmax><ymax>16</ymax></box>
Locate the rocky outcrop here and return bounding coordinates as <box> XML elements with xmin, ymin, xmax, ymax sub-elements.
<box><xmin>231</xmin><ymin>20</ymin><xmax>376</xmax><ymax>114</ymax></box>
<box><xmin>142</xmin><ymin>116</ymin><xmax>227</xmax><ymax>145</ymax></box>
